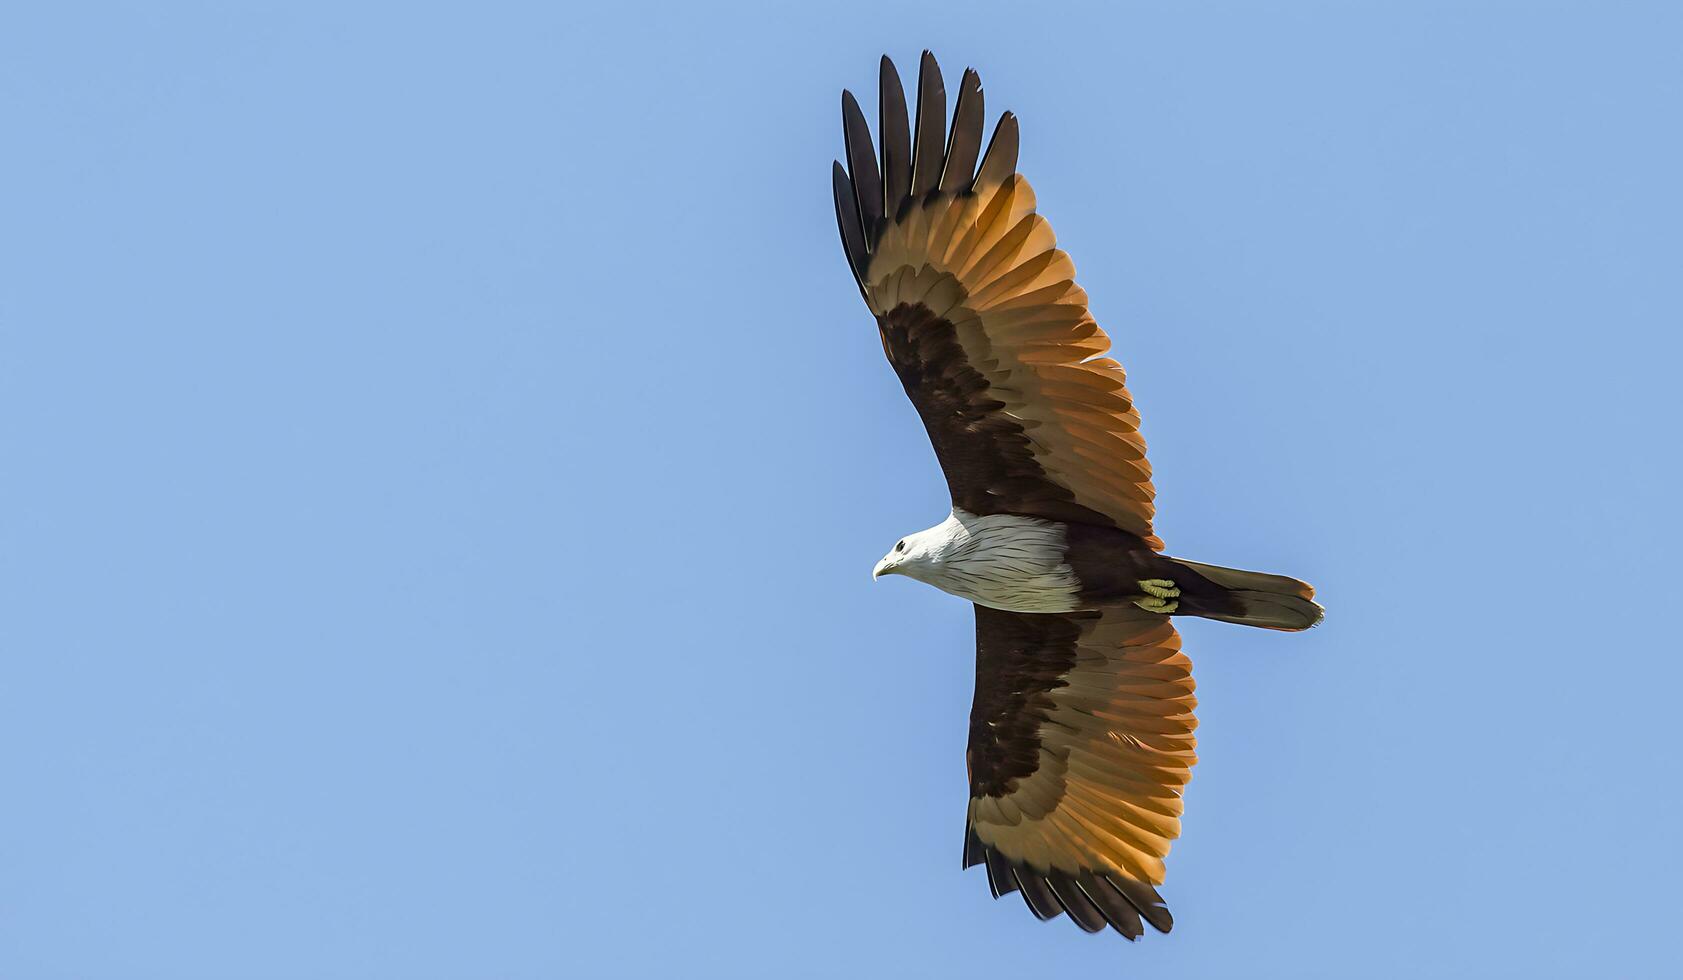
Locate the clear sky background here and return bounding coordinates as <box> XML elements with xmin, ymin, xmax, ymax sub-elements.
<box><xmin>3</xmin><ymin>2</ymin><xmax>1680</xmax><ymax>977</ymax></box>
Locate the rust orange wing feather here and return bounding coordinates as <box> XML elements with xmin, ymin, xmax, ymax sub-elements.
<box><xmin>963</xmin><ymin>606</ymin><xmax>1194</xmax><ymax>938</ymax></box>
<box><xmin>833</xmin><ymin>52</ymin><xmax>1159</xmax><ymax>549</ymax></box>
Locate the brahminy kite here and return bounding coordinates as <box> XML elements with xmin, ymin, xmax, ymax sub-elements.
<box><xmin>832</xmin><ymin>52</ymin><xmax>1323</xmax><ymax>940</ymax></box>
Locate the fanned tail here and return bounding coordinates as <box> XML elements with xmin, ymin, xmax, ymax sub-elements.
<box><xmin>1169</xmin><ymin>558</ymin><xmax>1323</xmax><ymax>631</ymax></box>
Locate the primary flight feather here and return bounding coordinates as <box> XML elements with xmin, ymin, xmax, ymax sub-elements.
<box><xmin>833</xmin><ymin>52</ymin><xmax>1323</xmax><ymax>940</ymax></box>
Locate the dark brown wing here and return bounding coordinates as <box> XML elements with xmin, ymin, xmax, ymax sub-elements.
<box><xmin>964</xmin><ymin>605</ymin><xmax>1196</xmax><ymax>939</ymax></box>
<box><xmin>833</xmin><ymin>52</ymin><xmax>1160</xmax><ymax>548</ymax></box>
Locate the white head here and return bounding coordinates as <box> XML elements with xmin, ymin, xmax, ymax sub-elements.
<box><xmin>868</xmin><ymin>508</ymin><xmax>1080</xmax><ymax>612</ymax></box>
<box><xmin>871</xmin><ymin>514</ymin><xmax>966</xmax><ymax>584</ymax></box>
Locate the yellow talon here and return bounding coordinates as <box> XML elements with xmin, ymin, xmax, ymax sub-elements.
<box><xmin>1139</xmin><ymin>579</ymin><xmax>1180</xmax><ymax>599</ymax></box>
<box><xmin>1133</xmin><ymin>596</ymin><xmax>1179</xmax><ymax>614</ymax></box>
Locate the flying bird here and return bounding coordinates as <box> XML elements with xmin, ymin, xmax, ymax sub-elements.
<box><xmin>832</xmin><ymin>52</ymin><xmax>1323</xmax><ymax>940</ymax></box>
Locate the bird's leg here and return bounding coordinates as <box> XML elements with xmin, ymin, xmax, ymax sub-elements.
<box><xmin>1133</xmin><ymin>578</ymin><xmax>1180</xmax><ymax>614</ymax></box>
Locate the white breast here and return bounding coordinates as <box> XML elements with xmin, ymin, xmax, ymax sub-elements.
<box><xmin>917</xmin><ymin>508</ymin><xmax>1081</xmax><ymax>613</ymax></box>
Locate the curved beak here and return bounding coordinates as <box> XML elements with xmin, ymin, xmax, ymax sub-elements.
<box><xmin>872</xmin><ymin>556</ymin><xmax>893</xmax><ymax>580</ymax></box>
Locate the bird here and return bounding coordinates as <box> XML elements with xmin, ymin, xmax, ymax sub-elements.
<box><xmin>832</xmin><ymin>52</ymin><xmax>1323</xmax><ymax>940</ymax></box>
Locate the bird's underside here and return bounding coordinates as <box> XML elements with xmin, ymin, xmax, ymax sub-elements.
<box><xmin>834</xmin><ymin>52</ymin><xmax>1322</xmax><ymax>939</ymax></box>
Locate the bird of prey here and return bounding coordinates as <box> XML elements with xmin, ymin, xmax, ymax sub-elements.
<box><xmin>832</xmin><ymin>52</ymin><xmax>1323</xmax><ymax>940</ymax></box>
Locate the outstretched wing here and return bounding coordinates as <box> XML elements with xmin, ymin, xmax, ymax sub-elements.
<box><xmin>834</xmin><ymin>53</ymin><xmax>1159</xmax><ymax>549</ymax></box>
<box><xmin>964</xmin><ymin>605</ymin><xmax>1196</xmax><ymax>939</ymax></box>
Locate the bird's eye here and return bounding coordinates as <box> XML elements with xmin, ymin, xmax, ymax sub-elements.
<box><xmin>895</xmin><ymin>540</ymin><xmax>906</xmax><ymax>553</ymax></box>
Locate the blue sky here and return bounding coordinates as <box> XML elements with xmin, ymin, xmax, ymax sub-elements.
<box><xmin>3</xmin><ymin>2</ymin><xmax>1680</xmax><ymax>977</ymax></box>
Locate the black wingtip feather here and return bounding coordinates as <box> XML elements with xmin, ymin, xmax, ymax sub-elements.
<box><xmin>831</xmin><ymin>161</ymin><xmax>866</xmax><ymax>294</ymax></box>
<box><xmin>1012</xmin><ymin>868</ymin><xmax>1065</xmax><ymax>922</ymax></box>
<box><xmin>963</xmin><ymin>824</ymin><xmax>986</xmax><ymax>870</ymax></box>
<box><xmin>877</xmin><ymin>56</ymin><xmax>911</xmax><ymax>219</ymax></box>
<box><xmin>909</xmin><ymin>51</ymin><xmax>947</xmax><ymax>198</ymax></box>
<box><xmin>973</xmin><ymin>111</ymin><xmax>1019</xmax><ymax>192</ymax></box>
<box><xmin>939</xmin><ymin>67</ymin><xmax>984</xmax><ymax>193</ymax></box>
<box><xmin>1047</xmin><ymin>872</ymin><xmax>1109</xmax><ymax>933</ymax></box>
<box><xmin>983</xmin><ymin>847</ymin><xmax>1018</xmax><ymax>898</ymax></box>
<box><xmin>840</xmin><ymin>89</ymin><xmax>883</xmax><ymax>234</ymax></box>
<box><xmin>1105</xmin><ymin>874</ymin><xmax>1175</xmax><ymax>934</ymax></box>
<box><xmin>1077</xmin><ymin>871</ymin><xmax>1145</xmax><ymax>940</ymax></box>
